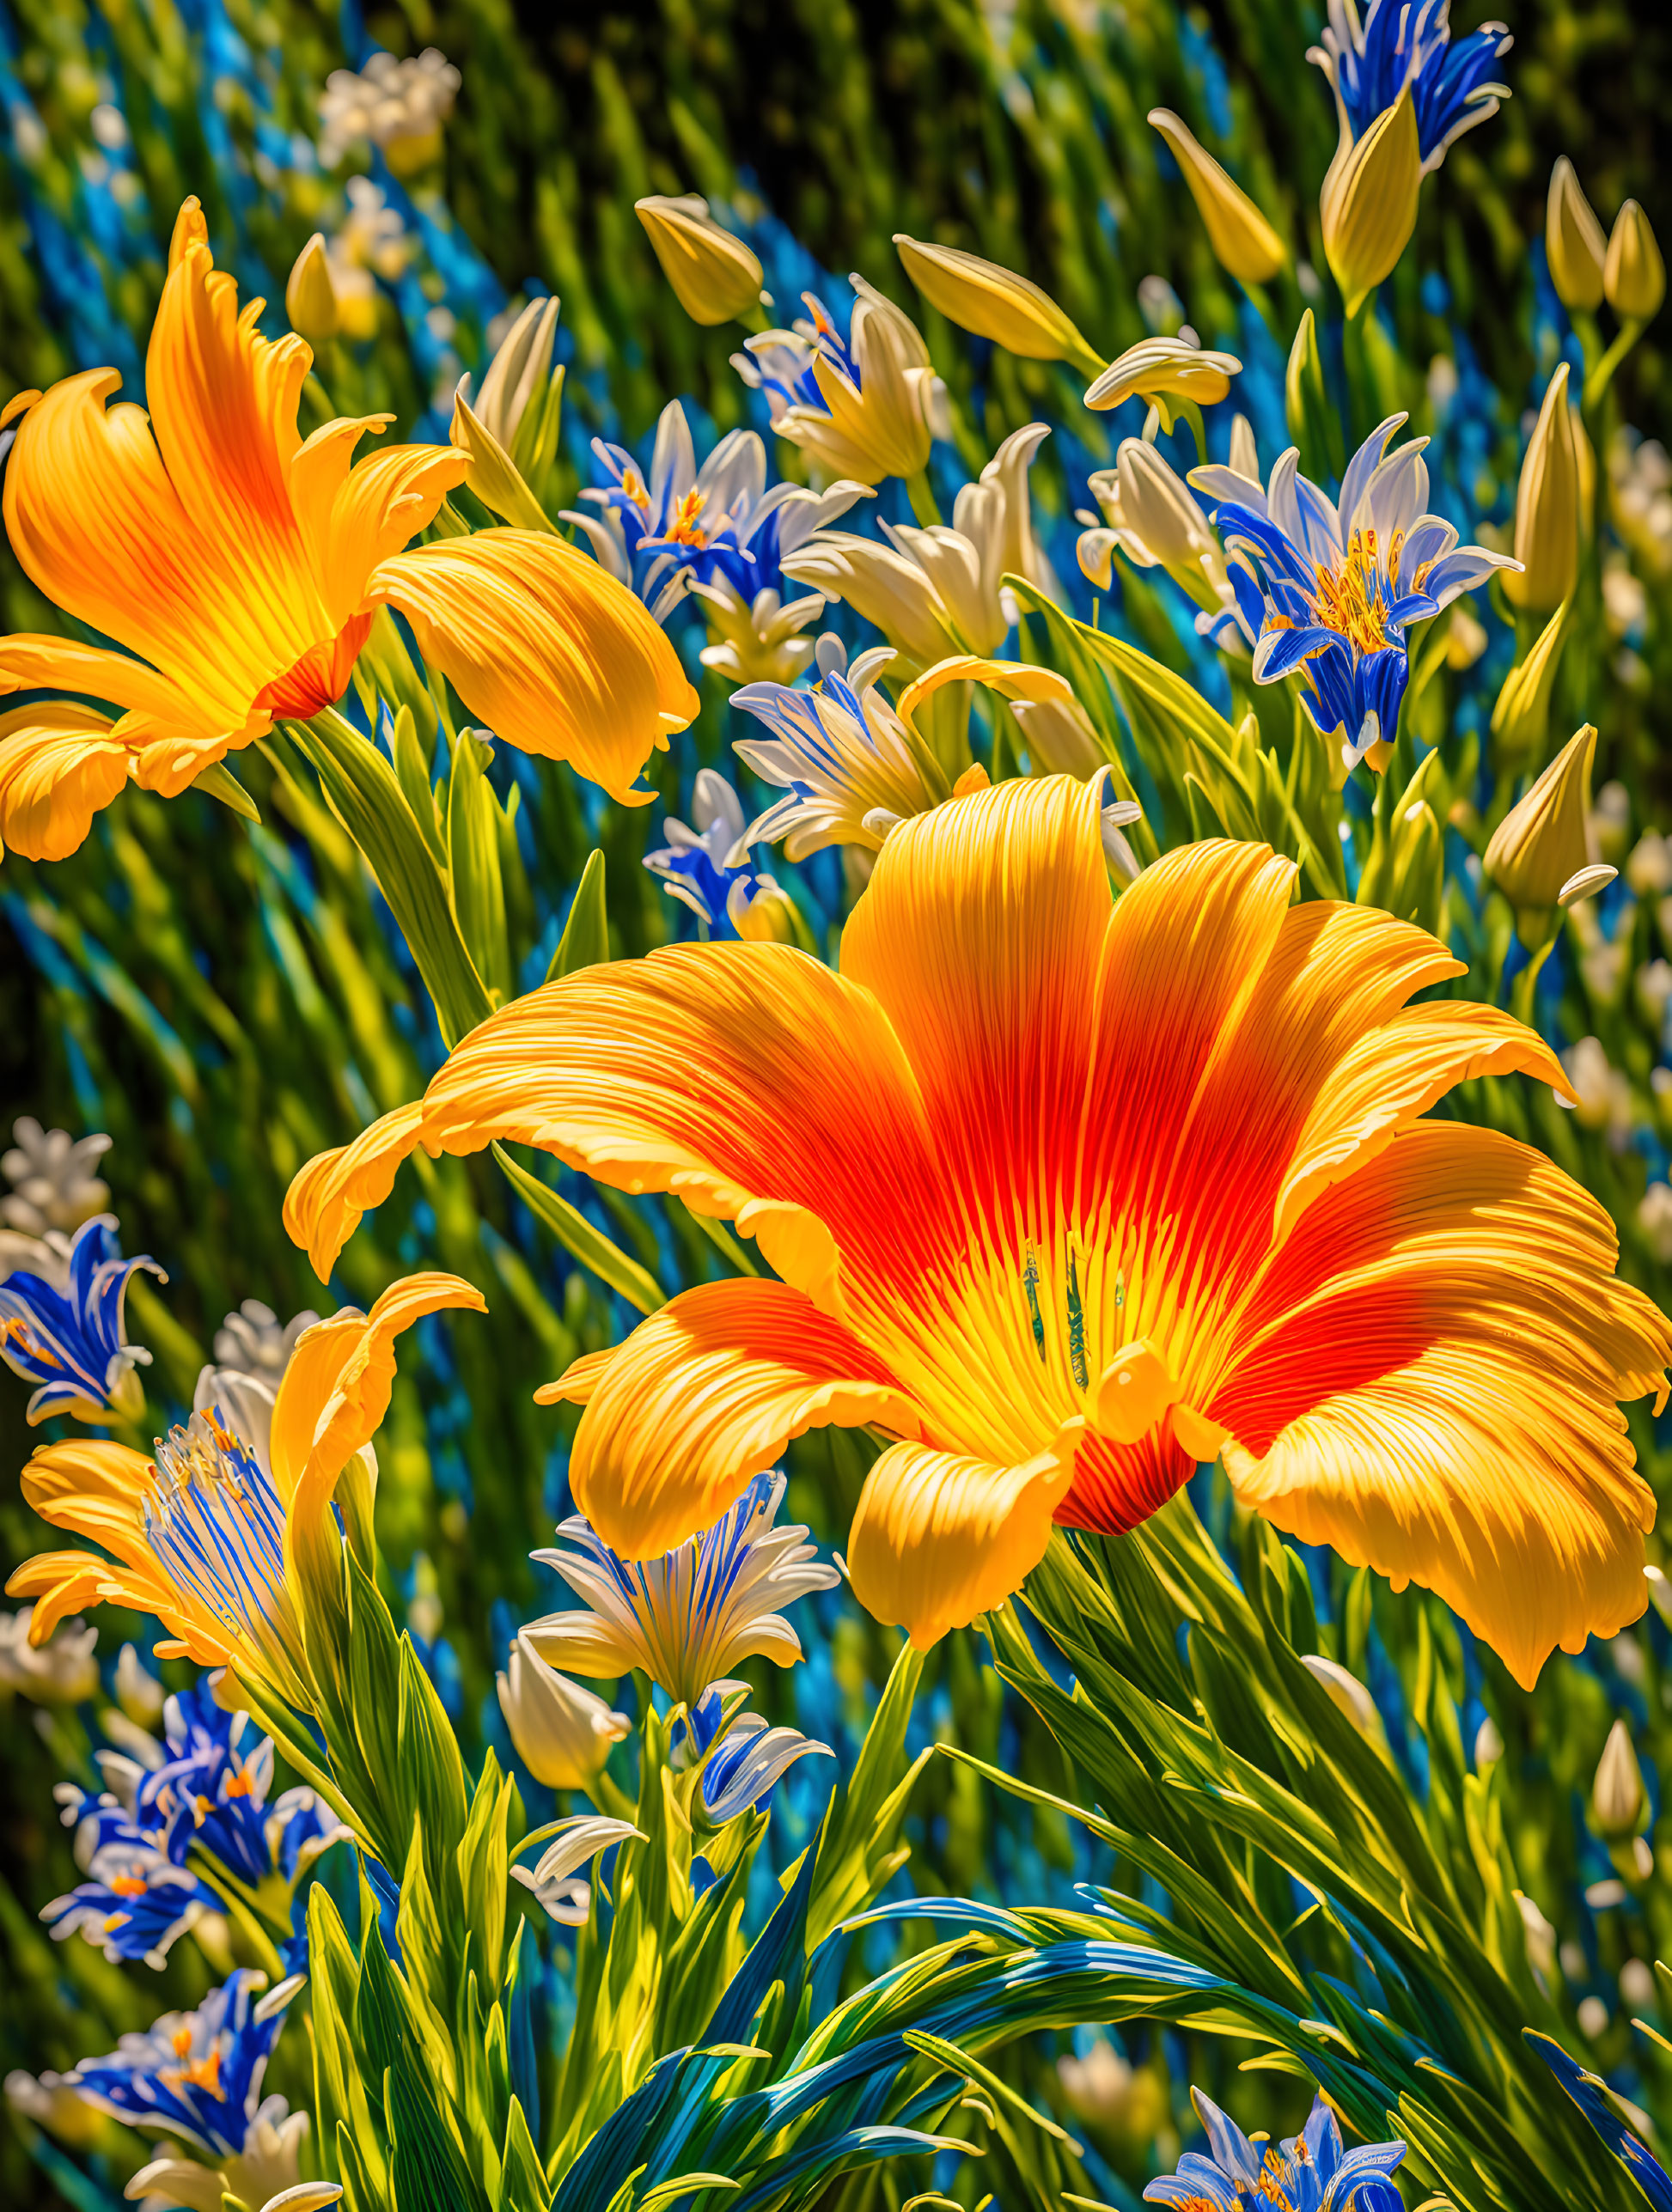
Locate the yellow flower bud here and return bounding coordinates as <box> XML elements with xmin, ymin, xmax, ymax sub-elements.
<box><xmin>284</xmin><ymin>233</ymin><xmax>339</xmax><ymax>343</ymax></box>
<box><xmin>1321</xmin><ymin>93</ymin><xmax>1421</xmax><ymax>316</ymax></box>
<box><xmin>1546</xmin><ymin>158</ymin><xmax>1607</xmax><ymax>314</ymax></box>
<box><xmin>893</xmin><ymin>235</ymin><xmax>1102</xmax><ymax>376</ymax></box>
<box><xmin>1593</xmin><ymin>1717</ymin><xmax>1645</xmax><ymax>1842</ymax></box>
<box><xmin>497</xmin><ymin>1632</ymin><xmax>629</xmax><ymax>1789</ymax></box>
<box><xmin>1504</xmin><ymin>363</ymin><xmax>1578</xmax><ymax>613</ymax></box>
<box><xmin>1483</xmin><ymin>722</ymin><xmax>1601</xmax><ymax>921</ymax></box>
<box><xmin>1147</xmin><ymin>108</ymin><xmax>1286</xmax><ymax>286</ymax></box>
<box><xmin>1604</xmin><ymin>200</ymin><xmax>1666</xmax><ymax>325</ymax></box>
<box><xmin>635</xmin><ymin>194</ymin><xmax>764</xmax><ymax>326</ymax></box>
<box><xmin>1489</xmin><ymin>600</ymin><xmax>1569</xmax><ymax>771</ymax></box>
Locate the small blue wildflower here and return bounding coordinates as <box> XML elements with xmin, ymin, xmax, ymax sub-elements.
<box><xmin>1193</xmin><ymin>414</ymin><xmax>1516</xmax><ymax>769</ymax></box>
<box><xmin>64</xmin><ymin>1970</ymin><xmax>302</xmax><ymax>2161</ymax></box>
<box><xmin>0</xmin><ymin>1215</ymin><xmax>163</xmax><ymax>1424</ymax></box>
<box><xmin>1147</xmin><ymin>2086</ymin><xmax>1406</xmax><ymax>2209</ymax></box>
<box><xmin>563</xmin><ymin>396</ymin><xmax>867</xmax><ymax>628</ymax></box>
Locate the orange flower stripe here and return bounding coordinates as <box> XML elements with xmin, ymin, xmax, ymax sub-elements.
<box><xmin>284</xmin><ymin>776</ymin><xmax>1672</xmax><ymax>1687</ymax></box>
<box><xmin>0</xmin><ymin>198</ymin><xmax>698</xmax><ymax>861</ymax></box>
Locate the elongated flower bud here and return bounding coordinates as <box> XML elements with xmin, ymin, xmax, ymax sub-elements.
<box><xmin>1504</xmin><ymin>363</ymin><xmax>1578</xmax><ymax>613</ymax></box>
<box><xmin>284</xmin><ymin>233</ymin><xmax>339</xmax><ymax>343</ymax></box>
<box><xmin>1148</xmin><ymin>108</ymin><xmax>1286</xmax><ymax>285</ymax></box>
<box><xmin>1484</xmin><ymin>722</ymin><xmax>1606</xmax><ymax>923</ymax></box>
<box><xmin>1546</xmin><ymin>158</ymin><xmax>1607</xmax><ymax>313</ymax></box>
<box><xmin>894</xmin><ymin>235</ymin><xmax>1101</xmax><ymax>374</ymax></box>
<box><xmin>1321</xmin><ymin>93</ymin><xmax>1421</xmax><ymax>316</ymax></box>
<box><xmin>635</xmin><ymin>194</ymin><xmax>764</xmax><ymax>326</ymax></box>
<box><xmin>1489</xmin><ymin>600</ymin><xmax>1568</xmax><ymax>771</ymax></box>
<box><xmin>497</xmin><ymin>1631</ymin><xmax>629</xmax><ymax>1789</ymax></box>
<box><xmin>1604</xmin><ymin>200</ymin><xmax>1666</xmax><ymax>324</ymax></box>
<box><xmin>1593</xmin><ymin>1716</ymin><xmax>1645</xmax><ymax>1841</ymax></box>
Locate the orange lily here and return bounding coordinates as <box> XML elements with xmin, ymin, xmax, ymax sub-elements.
<box><xmin>0</xmin><ymin>199</ymin><xmax>696</xmax><ymax>860</ymax></box>
<box><xmin>282</xmin><ymin>780</ymin><xmax>1671</xmax><ymax>1689</ymax></box>
<box><xmin>6</xmin><ymin>1272</ymin><xmax>484</xmax><ymax>1708</ymax></box>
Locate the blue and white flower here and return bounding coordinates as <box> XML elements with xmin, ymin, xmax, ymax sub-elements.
<box><xmin>1192</xmin><ymin>413</ymin><xmax>1517</xmax><ymax>768</ymax></box>
<box><xmin>48</xmin><ymin>1685</ymin><xmax>345</xmax><ymax>1966</ymax></box>
<box><xmin>732</xmin><ymin>643</ymin><xmax>943</xmax><ymax>859</ymax></box>
<box><xmin>527</xmin><ymin>1471</ymin><xmax>840</xmax><ymax>1712</ymax></box>
<box><xmin>1309</xmin><ymin>0</ymin><xmax>1511</xmax><ymax>174</ymax></box>
<box><xmin>564</xmin><ymin>397</ymin><xmax>869</xmax><ymax>680</ymax></box>
<box><xmin>66</xmin><ymin>1971</ymin><xmax>311</xmax><ymax>2212</ymax></box>
<box><xmin>686</xmin><ymin>1681</ymin><xmax>832</xmax><ymax>1823</ymax></box>
<box><xmin>0</xmin><ymin>1213</ymin><xmax>162</xmax><ymax>1424</ymax></box>
<box><xmin>735</xmin><ymin>280</ymin><xmax>944</xmax><ymax>486</ymax></box>
<box><xmin>1146</xmin><ymin>2086</ymin><xmax>1406</xmax><ymax>2209</ymax></box>
<box><xmin>644</xmin><ymin>768</ymin><xmax>801</xmax><ymax>941</ymax></box>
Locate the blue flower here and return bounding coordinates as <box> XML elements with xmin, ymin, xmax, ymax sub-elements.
<box><xmin>1146</xmin><ymin>2087</ymin><xmax>1406</xmax><ymax>2209</ymax></box>
<box><xmin>736</xmin><ymin>291</ymin><xmax>863</xmax><ymax>417</ymax></box>
<box><xmin>47</xmin><ymin>1684</ymin><xmax>345</xmax><ymax>1965</ymax></box>
<box><xmin>644</xmin><ymin>768</ymin><xmax>795</xmax><ymax>940</ymax></box>
<box><xmin>527</xmin><ymin>1471</ymin><xmax>840</xmax><ymax>1712</ymax></box>
<box><xmin>1193</xmin><ymin>414</ymin><xmax>1516</xmax><ymax>769</ymax></box>
<box><xmin>0</xmin><ymin>1214</ymin><xmax>163</xmax><ymax>1424</ymax></box>
<box><xmin>563</xmin><ymin>396</ymin><xmax>868</xmax><ymax>631</ymax></box>
<box><xmin>43</xmin><ymin>1843</ymin><xmax>221</xmax><ymax>1970</ymax></box>
<box><xmin>1527</xmin><ymin>2031</ymin><xmax>1672</xmax><ymax>2211</ymax></box>
<box><xmin>1309</xmin><ymin>0</ymin><xmax>1512</xmax><ymax>174</ymax></box>
<box><xmin>64</xmin><ymin>1968</ymin><xmax>302</xmax><ymax>2160</ymax></box>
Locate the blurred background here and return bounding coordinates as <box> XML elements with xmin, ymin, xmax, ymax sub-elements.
<box><xmin>3</xmin><ymin>0</ymin><xmax>1672</xmax><ymax>2203</ymax></box>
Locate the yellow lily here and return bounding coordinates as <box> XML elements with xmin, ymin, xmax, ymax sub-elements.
<box><xmin>284</xmin><ymin>783</ymin><xmax>1669</xmax><ymax>1689</ymax></box>
<box><xmin>0</xmin><ymin>199</ymin><xmax>696</xmax><ymax>859</ymax></box>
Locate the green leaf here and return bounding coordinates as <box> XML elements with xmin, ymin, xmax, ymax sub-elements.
<box><xmin>190</xmin><ymin>757</ymin><xmax>261</xmax><ymax>824</ymax></box>
<box><xmin>448</xmin><ymin>729</ymin><xmax>514</xmax><ymax>1006</ymax></box>
<box><xmin>398</xmin><ymin>1633</ymin><xmax>472</xmax><ymax>1874</ymax></box>
<box><xmin>546</xmin><ymin>848</ymin><xmax>611</xmax><ymax>980</ymax></box>
<box><xmin>387</xmin><ymin>699</ymin><xmax>447</xmax><ymax>866</ymax></box>
<box><xmin>491</xmin><ymin>1140</ymin><xmax>666</xmax><ymax>1315</ymax></box>
<box><xmin>497</xmin><ymin>2095</ymin><xmax>552</xmax><ymax>2212</ymax></box>
<box><xmin>1285</xmin><ymin>308</ymin><xmax>1344</xmax><ymax>482</ymax></box>
<box><xmin>286</xmin><ymin>706</ymin><xmax>492</xmax><ymax>1048</ymax></box>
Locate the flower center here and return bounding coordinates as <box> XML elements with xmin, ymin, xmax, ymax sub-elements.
<box><xmin>143</xmin><ymin>1409</ymin><xmax>301</xmax><ymax>1679</ymax></box>
<box><xmin>666</xmin><ymin>489</ymin><xmax>709</xmax><ymax>546</ymax></box>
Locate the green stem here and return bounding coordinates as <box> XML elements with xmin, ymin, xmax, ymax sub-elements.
<box><xmin>904</xmin><ymin>469</ymin><xmax>943</xmax><ymax>527</ymax></box>
<box><xmin>1583</xmin><ymin>318</ymin><xmax>1644</xmax><ymax>415</ymax></box>
<box><xmin>1510</xmin><ymin>934</ymin><xmax>1556</xmax><ymax>1026</ymax></box>
<box><xmin>1175</xmin><ymin>397</ymin><xmax>1207</xmax><ymax>466</ymax></box>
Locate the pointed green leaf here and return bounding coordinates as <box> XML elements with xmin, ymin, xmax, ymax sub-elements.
<box><xmin>491</xmin><ymin>1141</ymin><xmax>665</xmax><ymax>1315</ymax></box>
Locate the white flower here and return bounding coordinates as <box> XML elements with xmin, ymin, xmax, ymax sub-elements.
<box><xmin>737</xmin><ymin>280</ymin><xmax>943</xmax><ymax>485</ymax></box>
<box><xmin>115</xmin><ymin>1642</ymin><xmax>165</xmax><ymax>1727</ymax></box>
<box><xmin>526</xmin><ymin>1471</ymin><xmax>839</xmax><ymax>1711</ymax></box>
<box><xmin>319</xmin><ymin>47</ymin><xmax>460</xmax><ymax>165</ymax></box>
<box><xmin>0</xmin><ymin>1605</ymin><xmax>99</xmax><ymax>1704</ymax></box>
<box><xmin>2</xmin><ymin>1118</ymin><xmax>111</xmax><ymax>1234</ymax></box>
<box><xmin>1559</xmin><ymin>1036</ymin><xmax>1633</xmax><ymax>1137</ymax></box>
<box><xmin>1638</xmin><ymin>1184</ymin><xmax>1672</xmax><ymax>1265</ymax></box>
<box><xmin>510</xmin><ymin>1814</ymin><xmax>643</xmax><ymax>1923</ymax></box>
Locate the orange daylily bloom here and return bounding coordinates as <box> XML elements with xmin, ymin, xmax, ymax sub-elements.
<box><xmin>283</xmin><ymin>779</ymin><xmax>1671</xmax><ymax>1689</ymax></box>
<box><xmin>0</xmin><ymin>198</ymin><xmax>697</xmax><ymax>860</ymax></box>
<box><xmin>6</xmin><ymin>1272</ymin><xmax>484</xmax><ymax>1708</ymax></box>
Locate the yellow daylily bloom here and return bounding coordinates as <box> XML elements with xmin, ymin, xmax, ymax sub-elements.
<box><xmin>6</xmin><ymin>1273</ymin><xmax>485</xmax><ymax>1710</ymax></box>
<box><xmin>752</xmin><ymin>281</ymin><xmax>939</xmax><ymax>486</ymax></box>
<box><xmin>284</xmin><ymin>782</ymin><xmax>1669</xmax><ymax>1689</ymax></box>
<box><xmin>1147</xmin><ymin>109</ymin><xmax>1287</xmax><ymax>285</ymax></box>
<box><xmin>0</xmin><ymin>198</ymin><xmax>697</xmax><ymax>860</ymax></box>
